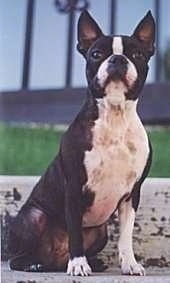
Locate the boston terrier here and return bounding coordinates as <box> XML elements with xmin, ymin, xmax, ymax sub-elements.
<box><xmin>9</xmin><ymin>10</ymin><xmax>155</xmax><ymax>276</ymax></box>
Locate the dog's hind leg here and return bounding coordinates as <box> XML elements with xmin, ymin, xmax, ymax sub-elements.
<box><xmin>9</xmin><ymin>206</ymin><xmax>47</xmax><ymax>271</ymax></box>
<box><xmin>36</xmin><ymin>224</ymin><xmax>108</xmax><ymax>272</ymax></box>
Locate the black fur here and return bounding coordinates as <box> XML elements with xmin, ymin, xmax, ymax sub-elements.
<box><xmin>9</xmin><ymin>93</ymin><xmax>100</xmax><ymax>269</ymax></box>
<box><xmin>9</xmin><ymin>10</ymin><xmax>155</xmax><ymax>273</ymax></box>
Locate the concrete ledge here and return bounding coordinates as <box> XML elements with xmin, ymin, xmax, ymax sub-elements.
<box><xmin>2</xmin><ymin>262</ymin><xmax>170</xmax><ymax>283</ymax></box>
<box><xmin>1</xmin><ymin>176</ymin><xmax>170</xmax><ymax>268</ymax></box>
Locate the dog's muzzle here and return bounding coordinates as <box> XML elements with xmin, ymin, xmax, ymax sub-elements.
<box><xmin>94</xmin><ymin>54</ymin><xmax>137</xmax><ymax>92</ymax></box>
<box><xmin>107</xmin><ymin>55</ymin><xmax>127</xmax><ymax>81</ymax></box>
<box><xmin>103</xmin><ymin>55</ymin><xmax>129</xmax><ymax>90</ymax></box>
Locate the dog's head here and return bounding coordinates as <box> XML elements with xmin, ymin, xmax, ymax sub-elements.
<box><xmin>77</xmin><ymin>10</ymin><xmax>155</xmax><ymax>102</ymax></box>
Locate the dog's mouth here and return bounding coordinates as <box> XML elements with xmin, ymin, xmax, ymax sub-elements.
<box><xmin>103</xmin><ymin>67</ymin><xmax>129</xmax><ymax>90</ymax></box>
<box><xmin>93</xmin><ymin>70</ymin><xmax>129</xmax><ymax>94</ymax></box>
<box><xmin>94</xmin><ymin>55</ymin><xmax>138</xmax><ymax>95</ymax></box>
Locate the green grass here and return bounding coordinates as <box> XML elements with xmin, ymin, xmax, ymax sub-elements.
<box><xmin>0</xmin><ymin>123</ymin><xmax>169</xmax><ymax>177</ymax></box>
<box><xmin>0</xmin><ymin>124</ymin><xmax>63</xmax><ymax>175</ymax></box>
<box><xmin>148</xmin><ymin>130</ymin><xmax>170</xmax><ymax>177</ymax></box>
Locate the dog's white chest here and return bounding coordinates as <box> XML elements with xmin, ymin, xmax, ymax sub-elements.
<box><xmin>82</xmin><ymin>99</ymin><xmax>149</xmax><ymax>227</ymax></box>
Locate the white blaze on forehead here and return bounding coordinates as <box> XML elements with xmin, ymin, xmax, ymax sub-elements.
<box><xmin>97</xmin><ymin>36</ymin><xmax>137</xmax><ymax>89</ymax></box>
<box><xmin>112</xmin><ymin>36</ymin><xmax>123</xmax><ymax>55</ymax></box>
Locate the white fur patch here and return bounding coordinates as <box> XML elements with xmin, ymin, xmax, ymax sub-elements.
<box><xmin>67</xmin><ymin>256</ymin><xmax>92</xmax><ymax>276</ymax></box>
<box><xmin>97</xmin><ymin>37</ymin><xmax>124</xmax><ymax>88</ymax></box>
<box><xmin>104</xmin><ymin>81</ymin><xmax>127</xmax><ymax>106</ymax></box>
<box><xmin>97</xmin><ymin>57</ymin><xmax>111</xmax><ymax>87</ymax></box>
<box><xmin>112</xmin><ymin>36</ymin><xmax>123</xmax><ymax>55</ymax></box>
<box><xmin>83</xmin><ymin>95</ymin><xmax>149</xmax><ymax>227</ymax></box>
<box><xmin>126</xmin><ymin>58</ymin><xmax>138</xmax><ymax>87</ymax></box>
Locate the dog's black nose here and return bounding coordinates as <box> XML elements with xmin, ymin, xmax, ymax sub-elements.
<box><xmin>109</xmin><ymin>55</ymin><xmax>127</xmax><ymax>66</ymax></box>
<box><xmin>107</xmin><ymin>55</ymin><xmax>127</xmax><ymax>80</ymax></box>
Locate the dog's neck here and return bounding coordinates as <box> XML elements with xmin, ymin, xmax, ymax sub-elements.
<box><xmin>96</xmin><ymin>82</ymin><xmax>138</xmax><ymax>123</ymax></box>
<box><xmin>92</xmin><ymin>82</ymin><xmax>139</xmax><ymax>145</ymax></box>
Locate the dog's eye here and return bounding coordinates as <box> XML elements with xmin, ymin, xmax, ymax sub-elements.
<box><xmin>132</xmin><ymin>51</ymin><xmax>145</xmax><ymax>60</ymax></box>
<box><xmin>91</xmin><ymin>50</ymin><xmax>103</xmax><ymax>60</ymax></box>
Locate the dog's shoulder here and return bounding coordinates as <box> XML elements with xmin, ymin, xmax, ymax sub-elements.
<box><xmin>61</xmin><ymin>94</ymin><xmax>99</xmax><ymax>154</ymax></box>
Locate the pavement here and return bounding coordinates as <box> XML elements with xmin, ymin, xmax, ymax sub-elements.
<box><xmin>1</xmin><ymin>262</ymin><xmax>170</xmax><ymax>283</ymax></box>
<box><xmin>1</xmin><ymin>178</ymin><xmax>170</xmax><ymax>282</ymax></box>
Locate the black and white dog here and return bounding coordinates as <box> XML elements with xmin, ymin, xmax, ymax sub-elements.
<box><xmin>9</xmin><ymin>10</ymin><xmax>155</xmax><ymax>276</ymax></box>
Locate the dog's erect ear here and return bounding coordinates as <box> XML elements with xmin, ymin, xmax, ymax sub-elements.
<box><xmin>133</xmin><ymin>11</ymin><xmax>155</xmax><ymax>56</ymax></box>
<box><xmin>77</xmin><ymin>10</ymin><xmax>103</xmax><ymax>57</ymax></box>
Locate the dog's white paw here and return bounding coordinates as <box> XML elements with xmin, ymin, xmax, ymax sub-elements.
<box><xmin>67</xmin><ymin>256</ymin><xmax>92</xmax><ymax>276</ymax></box>
<box><xmin>121</xmin><ymin>259</ymin><xmax>145</xmax><ymax>276</ymax></box>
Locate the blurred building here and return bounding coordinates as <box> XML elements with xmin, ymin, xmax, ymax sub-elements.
<box><xmin>0</xmin><ymin>0</ymin><xmax>170</xmax><ymax>125</ymax></box>
<box><xmin>0</xmin><ymin>0</ymin><xmax>170</xmax><ymax>91</ymax></box>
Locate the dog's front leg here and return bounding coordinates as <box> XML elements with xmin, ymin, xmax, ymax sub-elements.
<box><xmin>65</xmin><ymin>182</ymin><xmax>92</xmax><ymax>276</ymax></box>
<box><xmin>118</xmin><ymin>198</ymin><xmax>145</xmax><ymax>276</ymax></box>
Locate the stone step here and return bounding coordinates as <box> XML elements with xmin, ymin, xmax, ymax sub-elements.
<box><xmin>1</xmin><ymin>262</ymin><xmax>170</xmax><ymax>283</ymax></box>
<box><xmin>0</xmin><ymin>176</ymin><xmax>170</xmax><ymax>268</ymax></box>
